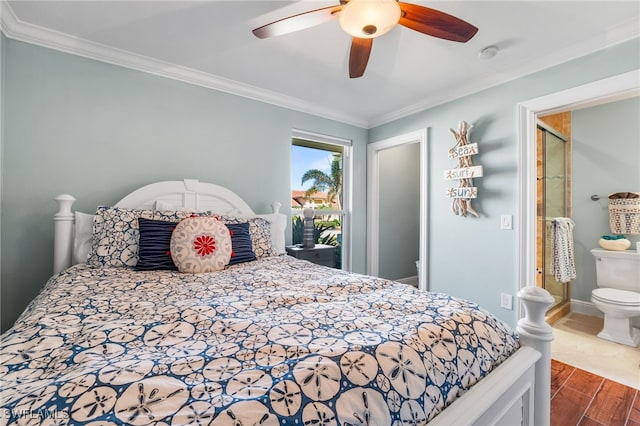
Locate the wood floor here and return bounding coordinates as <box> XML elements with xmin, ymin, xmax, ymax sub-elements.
<box><xmin>551</xmin><ymin>359</ymin><xmax>640</xmax><ymax>426</ymax></box>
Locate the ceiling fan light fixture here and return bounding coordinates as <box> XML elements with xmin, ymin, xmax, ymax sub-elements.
<box><xmin>339</xmin><ymin>0</ymin><xmax>401</xmax><ymax>39</ymax></box>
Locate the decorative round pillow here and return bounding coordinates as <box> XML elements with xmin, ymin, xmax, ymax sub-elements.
<box><xmin>170</xmin><ymin>217</ymin><xmax>232</xmax><ymax>273</ymax></box>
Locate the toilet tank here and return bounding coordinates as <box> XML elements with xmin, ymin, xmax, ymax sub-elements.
<box><xmin>591</xmin><ymin>248</ymin><xmax>640</xmax><ymax>292</ymax></box>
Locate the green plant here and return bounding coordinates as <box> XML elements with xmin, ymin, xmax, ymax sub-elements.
<box><xmin>292</xmin><ymin>216</ymin><xmax>337</xmax><ymax>245</ymax></box>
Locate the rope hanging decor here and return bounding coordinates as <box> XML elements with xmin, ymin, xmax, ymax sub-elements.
<box><xmin>445</xmin><ymin>121</ymin><xmax>483</xmax><ymax>217</ymax></box>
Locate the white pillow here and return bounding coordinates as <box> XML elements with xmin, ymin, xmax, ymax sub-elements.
<box><xmin>255</xmin><ymin>213</ymin><xmax>287</xmax><ymax>255</ymax></box>
<box><xmin>73</xmin><ymin>211</ymin><xmax>95</xmax><ymax>264</ymax></box>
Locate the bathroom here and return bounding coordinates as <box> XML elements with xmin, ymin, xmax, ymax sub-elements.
<box><xmin>536</xmin><ymin>94</ymin><xmax>640</xmax><ymax>387</ymax></box>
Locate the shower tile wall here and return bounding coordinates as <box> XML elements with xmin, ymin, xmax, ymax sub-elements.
<box><xmin>538</xmin><ymin>112</ymin><xmax>572</xmax><ymax>312</ymax></box>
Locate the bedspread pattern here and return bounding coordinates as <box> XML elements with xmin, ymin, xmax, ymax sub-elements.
<box><xmin>1</xmin><ymin>256</ymin><xmax>519</xmax><ymax>425</ymax></box>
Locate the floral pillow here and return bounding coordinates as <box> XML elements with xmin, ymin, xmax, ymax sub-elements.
<box><xmin>88</xmin><ymin>206</ymin><xmax>197</xmax><ymax>268</ymax></box>
<box><xmin>170</xmin><ymin>217</ymin><xmax>232</xmax><ymax>273</ymax></box>
<box><xmin>216</xmin><ymin>215</ymin><xmax>276</xmax><ymax>259</ymax></box>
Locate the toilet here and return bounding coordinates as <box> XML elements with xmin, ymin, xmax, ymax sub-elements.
<box><xmin>591</xmin><ymin>248</ymin><xmax>640</xmax><ymax>347</ymax></box>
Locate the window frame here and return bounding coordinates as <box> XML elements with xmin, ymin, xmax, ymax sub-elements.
<box><xmin>291</xmin><ymin>128</ymin><xmax>352</xmax><ymax>271</ymax></box>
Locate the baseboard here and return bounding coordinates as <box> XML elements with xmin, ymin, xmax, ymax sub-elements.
<box><xmin>570</xmin><ymin>299</ymin><xmax>603</xmax><ymax>318</ymax></box>
<box><xmin>396</xmin><ymin>275</ymin><xmax>418</xmax><ymax>288</ymax></box>
<box><xmin>572</xmin><ymin>298</ymin><xmax>640</xmax><ymax>327</ymax></box>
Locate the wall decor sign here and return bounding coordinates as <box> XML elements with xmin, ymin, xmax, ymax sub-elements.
<box><xmin>448</xmin><ymin>143</ymin><xmax>479</xmax><ymax>159</ymax></box>
<box><xmin>446</xmin><ymin>120</ymin><xmax>482</xmax><ymax>217</ymax></box>
<box><xmin>444</xmin><ymin>165</ymin><xmax>483</xmax><ymax>180</ymax></box>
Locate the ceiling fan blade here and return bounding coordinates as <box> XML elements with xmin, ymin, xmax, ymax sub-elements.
<box><xmin>349</xmin><ymin>37</ymin><xmax>373</xmax><ymax>79</ymax></box>
<box><xmin>253</xmin><ymin>5</ymin><xmax>342</xmax><ymax>39</ymax></box>
<box><xmin>398</xmin><ymin>2</ymin><xmax>478</xmax><ymax>42</ymax></box>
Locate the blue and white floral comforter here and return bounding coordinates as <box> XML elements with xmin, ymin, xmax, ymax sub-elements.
<box><xmin>1</xmin><ymin>256</ymin><xmax>519</xmax><ymax>425</ymax></box>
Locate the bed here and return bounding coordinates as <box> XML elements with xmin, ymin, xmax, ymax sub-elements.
<box><xmin>1</xmin><ymin>179</ymin><xmax>554</xmax><ymax>425</ymax></box>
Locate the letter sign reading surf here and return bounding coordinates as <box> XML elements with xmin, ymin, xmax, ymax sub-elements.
<box><xmin>444</xmin><ymin>165</ymin><xmax>484</xmax><ymax>181</ymax></box>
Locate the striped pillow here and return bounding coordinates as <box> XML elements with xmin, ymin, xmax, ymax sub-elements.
<box><xmin>136</xmin><ymin>219</ymin><xmax>178</xmax><ymax>271</ymax></box>
<box><xmin>135</xmin><ymin>219</ymin><xmax>256</xmax><ymax>271</ymax></box>
<box><xmin>226</xmin><ymin>223</ymin><xmax>257</xmax><ymax>265</ymax></box>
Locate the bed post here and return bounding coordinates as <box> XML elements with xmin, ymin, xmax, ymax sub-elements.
<box><xmin>54</xmin><ymin>194</ymin><xmax>76</xmax><ymax>275</ymax></box>
<box><xmin>517</xmin><ymin>286</ymin><xmax>554</xmax><ymax>426</ymax></box>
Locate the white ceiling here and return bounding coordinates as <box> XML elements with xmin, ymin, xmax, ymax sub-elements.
<box><xmin>2</xmin><ymin>1</ymin><xmax>639</xmax><ymax>128</ymax></box>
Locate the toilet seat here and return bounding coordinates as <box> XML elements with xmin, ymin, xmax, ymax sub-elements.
<box><xmin>592</xmin><ymin>288</ymin><xmax>640</xmax><ymax>306</ymax></box>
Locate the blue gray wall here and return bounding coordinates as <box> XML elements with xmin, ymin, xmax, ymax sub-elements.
<box><xmin>0</xmin><ymin>38</ymin><xmax>368</xmax><ymax>331</ymax></box>
<box><xmin>571</xmin><ymin>97</ymin><xmax>640</xmax><ymax>302</ymax></box>
<box><xmin>370</xmin><ymin>38</ymin><xmax>639</xmax><ymax>324</ymax></box>
<box><xmin>378</xmin><ymin>142</ymin><xmax>420</xmax><ymax>280</ymax></box>
<box><xmin>1</xmin><ymin>32</ymin><xmax>639</xmax><ymax>330</ymax></box>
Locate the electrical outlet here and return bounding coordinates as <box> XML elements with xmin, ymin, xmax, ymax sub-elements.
<box><xmin>500</xmin><ymin>293</ymin><xmax>513</xmax><ymax>310</ymax></box>
<box><xmin>501</xmin><ymin>215</ymin><xmax>513</xmax><ymax>230</ymax></box>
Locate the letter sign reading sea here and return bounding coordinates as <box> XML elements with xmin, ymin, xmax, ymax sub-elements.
<box><xmin>448</xmin><ymin>143</ymin><xmax>478</xmax><ymax>159</ymax></box>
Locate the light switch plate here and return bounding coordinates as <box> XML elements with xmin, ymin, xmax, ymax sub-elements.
<box><xmin>500</xmin><ymin>293</ymin><xmax>513</xmax><ymax>310</ymax></box>
<box><xmin>501</xmin><ymin>215</ymin><xmax>513</xmax><ymax>230</ymax></box>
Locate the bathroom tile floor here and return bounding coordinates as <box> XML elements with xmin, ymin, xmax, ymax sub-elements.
<box><xmin>551</xmin><ymin>312</ymin><xmax>640</xmax><ymax>389</ymax></box>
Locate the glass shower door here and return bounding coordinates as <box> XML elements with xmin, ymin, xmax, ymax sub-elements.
<box><xmin>541</xmin><ymin>128</ymin><xmax>568</xmax><ymax>311</ymax></box>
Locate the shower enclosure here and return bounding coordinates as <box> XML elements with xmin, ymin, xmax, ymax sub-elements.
<box><xmin>537</xmin><ymin>119</ymin><xmax>570</xmax><ymax>315</ymax></box>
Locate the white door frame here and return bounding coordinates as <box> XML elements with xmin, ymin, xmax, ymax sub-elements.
<box><xmin>516</xmin><ymin>70</ymin><xmax>639</xmax><ymax>300</ymax></box>
<box><xmin>367</xmin><ymin>129</ymin><xmax>428</xmax><ymax>291</ymax></box>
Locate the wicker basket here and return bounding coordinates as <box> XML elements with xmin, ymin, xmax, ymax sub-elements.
<box><xmin>609</xmin><ymin>195</ymin><xmax>640</xmax><ymax>235</ymax></box>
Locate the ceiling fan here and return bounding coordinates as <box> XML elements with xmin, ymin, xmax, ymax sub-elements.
<box><xmin>252</xmin><ymin>0</ymin><xmax>478</xmax><ymax>78</ymax></box>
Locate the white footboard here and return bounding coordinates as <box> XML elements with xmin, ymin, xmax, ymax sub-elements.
<box><xmin>431</xmin><ymin>346</ymin><xmax>539</xmax><ymax>425</ymax></box>
<box><xmin>432</xmin><ymin>286</ymin><xmax>554</xmax><ymax>426</ymax></box>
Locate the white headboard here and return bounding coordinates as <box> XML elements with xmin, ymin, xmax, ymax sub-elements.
<box><xmin>115</xmin><ymin>179</ymin><xmax>256</xmax><ymax>215</ymax></box>
<box><xmin>53</xmin><ymin>179</ymin><xmax>283</xmax><ymax>274</ymax></box>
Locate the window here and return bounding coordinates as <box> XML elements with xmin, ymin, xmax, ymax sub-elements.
<box><xmin>291</xmin><ymin>129</ymin><xmax>351</xmax><ymax>270</ymax></box>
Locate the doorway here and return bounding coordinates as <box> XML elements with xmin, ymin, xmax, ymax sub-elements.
<box><xmin>517</xmin><ymin>69</ymin><xmax>639</xmax><ymax>307</ymax></box>
<box><xmin>536</xmin><ymin>119</ymin><xmax>571</xmax><ymax>320</ymax></box>
<box><xmin>517</xmin><ymin>70</ymin><xmax>640</xmax><ymax>384</ymax></box>
<box><xmin>367</xmin><ymin>129</ymin><xmax>428</xmax><ymax>291</ymax></box>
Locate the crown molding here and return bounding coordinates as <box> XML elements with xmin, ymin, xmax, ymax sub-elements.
<box><xmin>0</xmin><ymin>1</ymin><xmax>369</xmax><ymax>129</ymax></box>
<box><xmin>2</xmin><ymin>1</ymin><xmax>638</xmax><ymax>130</ymax></box>
<box><xmin>368</xmin><ymin>16</ymin><xmax>640</xmax><ymax>128</ymax></box>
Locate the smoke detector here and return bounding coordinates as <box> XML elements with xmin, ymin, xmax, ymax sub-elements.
<box><xmin>478</xmin><ymin>46</ymin><xmax>498</xmax><ymax>59</ymax></box>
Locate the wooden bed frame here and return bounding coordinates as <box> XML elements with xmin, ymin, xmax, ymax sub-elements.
<box><xmin>53</xmin><ymin>179</ymin><xmax>554</xmax><ymax>426</ymax></box>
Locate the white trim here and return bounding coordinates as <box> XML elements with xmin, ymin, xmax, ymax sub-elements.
<box><xmin>3</xmin><ymin>1</ymin><xmax>637</xmax><ymax>130</ymax></box>
<box><xmin>291</xmin><ymin>129</ymin><xmax>352</xmax><ymax>147</ymax></box>
<box><xmin>0</xmin><ymin>1</ymin><xmax>368</xmax><ymax>129</ymax></box>
<box><xmin>570</xmin><ymin>299</ymin><xmax>604</xmax><ymax>318</ymax></box>
<box><xmin>395</xmin><ymin>275</ymin><xmax>418</xmax><ymax>287</ymax></box>
<box><xmin>368</xmin><ymin>19</ymin><xmax>640</xmax><ymax>128</ymax></box>
<box><xmin>516</xmin><ymin>70</ymin><xmax>640</xmax><ymax>317</ymax></box>
<box><xmin>367</xmin><ymin>129</ymin><xmax>428</xmax><ymax>291</ymax></box>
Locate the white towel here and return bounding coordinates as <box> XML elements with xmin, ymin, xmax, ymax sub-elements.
<box><xmin>551</xmin><ymin>217</ymin><xmax>576</xmax><ymax>283</ymax></box>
